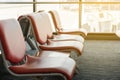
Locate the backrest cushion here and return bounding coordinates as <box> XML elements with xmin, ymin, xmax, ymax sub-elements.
<box><xmin>18</xmin><ymin>16</ymin><xmax>30</xmax><ymax>38</ymax></box>
<box><xmin>39</xmin><ymin>12</ymin><xmax>53</xmax><ymax>39</ymax></box>
<box><xmin>0</xmin><ymin>19</ymin><xmax>26</xmax><ymax>64</ymax></box>
<box><xmin>27</xmin><ymin>13</ymin><xmax>48</xmax><ymax>44</ymax></box>
<box><xmin>49</xmin><ymin>10</ymin><xmax>62</xmax><ymax>31</ymax></box>
<box><xmin>27</xmin><ymin>12</ymin><xmax>53</xmax><ymax>43</ymax></box>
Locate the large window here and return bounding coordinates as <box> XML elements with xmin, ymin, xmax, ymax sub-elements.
<box><xmin>82</xmin><ymin>1</ymin><xmax>120</xmax><ymax>32</ymax></box>
<box><xmin>0</xmin><ymin>4</ymin><xmax>32</xmax><ymax>19</ymax></box>
<box><xmin>0</xmin><ymin>0</ymin><xmax>32</xmax><ymax>2</ymax></box>
<box><xmin>0</xmin><ymin>0</ymin><xmax>33</xmax><ymax>19</ymax></box>
<box><xmin>37</xmin><ymin>4</ymin><xmax>79</xmax><ymax>29</ymax></box>
<box><xmin>0</xmin><ymin>0</ymin><xmax>120</xmax><ymax>33</ymax></box>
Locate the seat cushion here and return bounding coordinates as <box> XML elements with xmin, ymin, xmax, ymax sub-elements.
<box><xmin>36</xmin><ymin>50</ymin><xmax>70</xmax><ymax>57</ymax></box>
<box><xmin>9</xmin><ymin>55</ymin><xmax>76</xmax><ymax>80</ymax></box>
<box><xmin>53</xmin><ymin>34</ymin><xmax>84</xmax><ymax>43</ymax></box>
<box><xmin>58</xmin><ymin>28</ymin><xmax>88</xmax><ymax>38</ymax></box>
<box><xmin>39</xmin><ymin>40</ymin><xmax>83</xmax><ymax>56</ymax></box>
<box><xmin>115</xmin><ymin>30</ymin><xmax>120</xmax><ymax>38</ymax></box>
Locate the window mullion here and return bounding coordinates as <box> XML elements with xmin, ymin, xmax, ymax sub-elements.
<box><xmin>33</xmin><ymin>0</ymin><xmax>36</xmax><ymax>12</ymax></box>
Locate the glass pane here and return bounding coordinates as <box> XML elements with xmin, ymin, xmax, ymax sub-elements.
<box><xmin>82</xmin><ymin>4</ymin><xmax>120</xmax><ymax>32</ymax></box>
<box><xmin>0</xmin><ymin>4</ymin><xmax>33</xmax><ymax>19</ymax></box>
<box><xmin>37</xmin><ymin>4</ymin><xmax>79</xmax><ymax>30</ymax></box>
<box><xmin>83</xmin><ymin>0</ymin><xmax>120</xmax><ymax>2</ymax></box>
<box><xmin>64</xmin><ymin>0</ymin><xmax>79</xmax><ymax>2</ymax></box>
<box><xmin>37</xmin><ymin>0</ymin><xmax>79</xmax><ymax>2</ymax></box>
<box><xmin>83</xmin><ymin>0</ymin><xmax>98</xmax><ymax>2</ymax></box>
<box><xmin>37</xmin><ymin>0</ymin><xmax>59</xmax><ymax>2</ymax></box>
<box><xmin>0</xmin><ymin>0</ymin><xmax>32</xmax><ymax>2</ymax></box>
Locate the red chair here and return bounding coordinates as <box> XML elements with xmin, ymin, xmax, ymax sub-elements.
<box><xmin>21</xmin><ymin>12</ymin><xmax>84</xmax><ymax>56</ymax></box>
<box><xmin>0</xmin><ymin>19</ymin><xmax>76</xmax><ymax>80</ymax></box>
<box><xmin>49</xmin><ymin>10</ymin><xmax>87</xmax><ymax>38</ymax></box>
<box><xmin>18</xmin><ymin>16</ymin><xmax>70</xmax><ymax>57</ymax></box>
<box><xmin>37</xmin><ymin>11</ymin><xmax>84</xmax><ymax>43</ymax></box>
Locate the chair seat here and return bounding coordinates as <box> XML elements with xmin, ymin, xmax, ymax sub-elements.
<box><xmin>39</xmin><ymin>40</ymin><xmax>83</xmax><ymax>56</ymax></box>
<box><xmin>9</xmin><ymin>55</ymin><xmax>76</xmax><ymax>80</ymax></box>
<box><xmin>115</xmin><ymin>30</ymin><xmax>120</xmax><ymax>38</ymax></box>
<box><xmin>58</xmin><ymin>28</ymin><xmax>88</xmax><ymax>38</ymax></box>
<box><xmin>0</xmin><ymin>18</ymin><xmax>76</xmax><ymax>80</ymax></box>
<box><xmin>37</xmin><ymin>50</ymin><xmax>70</xmax><ymax>57</ymax></box>
<box><xmin>48</xmin><ymin>10</ymin><xmax>88</xmax><ymax>38</ymax></box>
<box><xmin>53</xmin><ymin>34</ymin><xmax>84</xmax><ymax>43</ymax></box>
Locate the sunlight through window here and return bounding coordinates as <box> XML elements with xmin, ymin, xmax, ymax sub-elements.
<box><xmin>0</xmin><ymin>0</ymin><xmax>120</xmax><ymax>33</ymax></box>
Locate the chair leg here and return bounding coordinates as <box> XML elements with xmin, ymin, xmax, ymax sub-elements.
<box><xmin>42</xmin><ymin>76</ymin><xmax>65</xmax><ymax>80</ymax></box>
<box><xmin>75</xmin><ymin>65</ymin><xmax>80</xmax><ymax>75</ymax></box>
<box><xmin>36</xmin><ymin>76</ymin><xmax>44</xmax><ymax>80</ymax></box>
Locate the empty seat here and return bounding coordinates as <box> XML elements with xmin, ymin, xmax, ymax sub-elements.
<box><xmin>49</xmin><ymin>10</ymin><xmax>87</xmax><ymax>38</ymax></box>
<box><xmin>19</xmin><ymin>12</ymin><xmax>83</xmax><ymax>56</ymax></box>
<box><xmin>37</xmin><ymin>11</ymin><xmax>84</xmax><ymax>43</ymax></box>
<box><xmin>0</xmin><ymin>19</ymin><xmax>76</xmax><ymax>80</ymax></box>
<box><xmin>18</xmin><ymin>16</ymin><xmax>70</xmax><ymax>57</ymax></box>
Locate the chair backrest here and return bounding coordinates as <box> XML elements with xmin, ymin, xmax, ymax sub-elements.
<box><xmin>49</xmin><ymin>10</ymin><xmax>63</xmax><ymax>32</ymax></box>
<box><xmin>18</xmin><ymin>16</ymin><xmax>39</xmax><ymax>56</ymax></box>
<box><xmin>18</xmin><ymin>16</ymin><xmax>30</xmax><ymax>39</ymax></box>
<box><xmin>27</xmin><ymin>12</ymin><xmax>54</xmax><ymax>43</ymax></box>
<box><xmin>0</xmin><ymin>19</ymin><xmax>26</xmax><ymax>64</ymax></box>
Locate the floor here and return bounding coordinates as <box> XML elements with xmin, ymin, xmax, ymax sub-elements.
<box><xmin>1</xmin><ymin>40</ymin><xmax>120</xmax><ymax>80</ymax></box>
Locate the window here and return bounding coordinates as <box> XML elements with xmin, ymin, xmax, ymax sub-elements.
<box><xmin>37</xmin><ymin>4</ymin><xmax>79</xmax><ymax>29</ymax></box>
<box><xmin>0</xmin><ymin>0</ymin><xmax>120</xmax><ymax>33</ymax></box>
<box><xmin>0</xmin><ymin>0</ymin><xmax>33</xmax><ymax>19</ymax></box>
<box><xmin>0</xmin><ymin>0</ymin><xmax>32</xmax><ymax>2</ymax></box>
<box><xmin>0</xmin><ymin>4</ymin><xmax>33</xmax><ymax>19</ymax></box>
<box><xmin>82</xmin><ymin>1</ymin><xmax>120</xmax><ymax>32</ymax></box>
